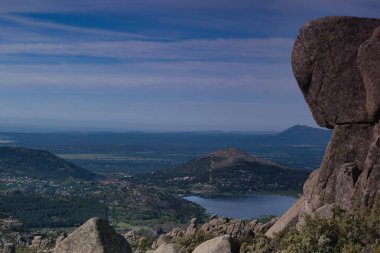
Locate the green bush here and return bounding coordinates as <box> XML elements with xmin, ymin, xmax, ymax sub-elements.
<box><xmin>240</xmin><ymin>234</ymin><xmax>275</xmax><ymax>253</ymax></box>
<box><xmin>280</xmin><ymin>206</ymin><xmax>380</xmax><ymax>253</ymax></box>
<box><xmin>240</xmin><ymin>205</ymin><xmax>380</xmax><ymax>253</ymax></box>
<box><xmin>174</xmin><ymin>230</ymin><xmax>215</xmax><ymax>253</ymax></box>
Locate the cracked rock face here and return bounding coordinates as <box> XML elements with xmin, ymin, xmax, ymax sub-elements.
<box><xmin>358</xmin><ymin>25</ymin><xmax>380</xmax><ymax>120</ymax></box>
<box><xmin>292</xmin><ymin>16</ymin><xmax>380</xmax><ymax>128</ymax></box>
<box><xmin>270</xmin><ymin>16</ymin><xmax>380</xmax><ymax>235</ymax></box>
<box><xmin>293</xmin><ymin>16</ymin><xmax>380</xmax><ymax>215</ymax></box>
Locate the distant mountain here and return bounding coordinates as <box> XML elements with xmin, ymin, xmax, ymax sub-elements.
<box><xmin>0</xmin><ymin>147</ymin><xmax>96</xmax><ymax>180</ymax></box>
<box><xmin>135</xmin><ymin>148</ymin><xmax>310</xmax><ymax>195</ymax></box>
<box><xmin>273</xmin><ymin>125</ymin><xmax>332</xmax><ymax>145</ymax></box>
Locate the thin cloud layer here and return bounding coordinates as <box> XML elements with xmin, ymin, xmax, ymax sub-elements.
<box><xmin>0</xmin><ymin>0</ymin><xmax>377</xmax><ymax>131</ymax></box>
<box><xmin>0</xmin><ymin>38</ymin><xmax>293</xmax><ymax>62</ymax></box>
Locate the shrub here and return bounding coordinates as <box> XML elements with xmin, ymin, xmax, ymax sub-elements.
<box><xmin>280</xmin><ymin>206</ymin><xmax>380</xmax><ymax>253</ymax></box>
<box><xmin>174</xmin><ymin>230</ymin><xmax>215</xmax><ymax>253</ymax></box>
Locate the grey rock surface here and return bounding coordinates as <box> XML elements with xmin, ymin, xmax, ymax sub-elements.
<box><xmin>54</xmin><ymin>217</ymin><xmax>131</xmax><ymax>253</ymax></box>
<box><xmin>265</xmin><ymin>197</ymin><xmax>304</xmax><ymax>237</ymax></box>
<box><xmin>3</xmin><ymin>243</ymin><xmax>15</xmax><ymax>253</ymax></box>
<box><xmin>200</xmin><ymin>216</ymin><xmax>255</xmax><ymax>237</ymax></box>
<box><xmin>271</xmin><ymin>16</ymin><xmax>380</xmax><ymax>234</ymax></box>
<box><xmin>192</xmin><ymin>235</ymin><xmax>232</xmax><ymax>253</ymax></box>
<box><xmin>292</xmin><ymin>16</ymin><xmax>380</xmax><ymax>128</ymax></box>
<box><xmin>358</xmin><ymin>25</ymin><xmax>380</xmax><ymax>119</ymax></box>
<box><xmin>149</xmin><ymin>243</ymin><xmax>182</xmax><ymax>253</ymax></box>
<box><xmin>185</xmin><ymin>218</ymin><xmax>198</xmax><ymax>236</ymax></box>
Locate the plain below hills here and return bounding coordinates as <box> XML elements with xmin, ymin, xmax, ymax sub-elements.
<box><xmin>0</xmin><ymin>125</ymin><xmax>332</xmax><ymax>173</ymax></box>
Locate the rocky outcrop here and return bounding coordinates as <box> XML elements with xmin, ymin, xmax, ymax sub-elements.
<box><xmin>269</xmin><ymin>16</ymin><xmax>380</xmax><ymax>234</ymax></box>
<box><xmin>192</xmin><ymin>235</ymin><xmax>233</xmax><ymax>253</ymax></box>
<box><xmin>54</xmin><ymin>217</ymin><xmax>131</xmax><ymax>253</ymax></box>
<box><xmin>146</xmin><ymin>243</ymin><xmax>183</xmax><ymax>253</ymax></box>
<box><xmin>200</xmin><ymin>216</ymin><xmax>256</xmax><ymax>238</ymax></box>
<box><xmin>31</xmin><ymin>235</ymin><xmax>54</xmax><ymax>250</ymax></box>
<box><xmin>2</xmin><ymin>243</ymin><xmax>15</xmax><ymax>253</ymax></box>
<box><xmin>185</xmin><ymin>218</ymin><xmax>198</xmax><ymax>236</ymax></box>
<box><xmin>265</xmin><ymin>197</ymin><xmax>304</xmax><ymax>237</ymax></box>
<box><xmin>358</xmin><ymin>25</ymin><xmax>380</xmax><ymax>119</ymax></box>
<box><xmin>123</xmin><ymin>230</ymin><xmax>144</xmax><ymax>249</ymax></box>
<box><xmin>292</xmin><ymin>16</ymin><xmax>380</xmax><ymax>128</ymax></box>
<box><xmin>151</xmin><ymin>228</ymin><xmax>185</xmax><ymax>248</ymax></box>
<box><xmin>0</xmin><ymin>217</ymin><xmax>23</xmax><ymax>232</ymax></box>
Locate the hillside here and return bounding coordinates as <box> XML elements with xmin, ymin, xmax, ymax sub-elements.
<box><xmin>273</xmin><ymin>125</ymin><xmax>332</xmax><ymax>145</ymax></box>
<box><xmin>0</xmin><ymin>179</ymin><xmax>206</xmax><ymax>229</ymax></box>
<box><xmin>134</xmin><ymin>148</ymin><xmax>310</xmax><ymax>195</ymax></box>
<box><xmin>0</xmin><ymin>147</ymin><xmax>96</xmax><ymax>180</ymax></box>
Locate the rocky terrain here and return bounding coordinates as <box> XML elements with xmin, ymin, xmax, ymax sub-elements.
<box><xmin>0</xmin><ymin>213</ymin><xmax>60</xmax><ymax>252</ymax></box>
<box><xmin>134</xmin><ymin>148</ymin><xmax>309</xmax><ymax>195</ymax></box>
<box><xmin>1</xmin><ymin>214</ymin><xmax>280</xmax><ymax>253</ymax></box>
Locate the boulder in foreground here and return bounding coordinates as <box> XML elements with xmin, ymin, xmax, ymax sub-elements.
<box><xmin>147</xmin><ymin>243</ymin><xmax>183</xmax><ymax>253</ymax></box>
<box><xmin>54</xmin><ymin>217</ymin><xmax>131</xmax><ymax>253</ymax></box>
<box><xmin>192</xmin><ymin>235</ymin><xmax>233</xmax><ymax>253</ymax></box>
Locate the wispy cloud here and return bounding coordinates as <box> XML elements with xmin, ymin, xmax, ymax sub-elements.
<box><xmin>1</xmin><ymin>15</ymin><xmax>151</xmax><ymax>40</ymax></box>
<box><xmin>0</xmin><ymin>0</ymin><xmax>377</xmax><ymax>130</ymax></box>
<box><xmin>0</xmin><ymin>61</ymin><xmax>295</xmax><ymax>92</ymax></box>
<box><xmin>0</xmin><ymin>38</ymin><xmax>293</xmax><ymax>62</ymax></box>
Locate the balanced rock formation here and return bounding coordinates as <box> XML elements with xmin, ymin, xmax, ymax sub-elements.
<box><xmin>270</xmin><ymin>16</ymin><xmax>380</xmax><ymax>235</ymax></box>
<box><xmin>292</xmin><ymin>16</ymin><xmax>380</xmax><ymax>128</ymax></box>
<box><xmin>54</xmin><ymin>217</ymin><xmax>131</xmax><ymax>253</ymax></box>
<box><xmin>185</xmin><ymin>218</ymin><xmax>198</xmax><ymax>236</ymax></box>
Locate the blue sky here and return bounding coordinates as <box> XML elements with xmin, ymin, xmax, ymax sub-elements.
<box><xmin>0</xmin><ymin>0</ymin><xmax>379</xmax><ymax>131</ymax></box>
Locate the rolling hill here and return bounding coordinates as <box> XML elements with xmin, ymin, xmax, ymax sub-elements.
<box><xmin>134</xmin><ymin>147</ymin><xmax>310</xmax><ymax>195</ymax></box>
<box><xmin>0</xmin><ymin>147</ymin><xmax>96</xmax><ymax>180</ymax></box>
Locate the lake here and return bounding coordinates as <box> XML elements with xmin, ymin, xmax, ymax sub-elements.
<box><xmin>184</xmin><ymin>195</ymin><xmax>297</xmax><ymax>219</ymax></box>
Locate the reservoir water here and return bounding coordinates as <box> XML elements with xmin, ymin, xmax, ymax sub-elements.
<box><xmin>184</xmin><ymin>195</ymin><xmax>297</xmax><ymax>219</ymax></box>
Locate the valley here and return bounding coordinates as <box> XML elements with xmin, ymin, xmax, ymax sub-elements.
<box><xmin>0</xmin><ymin>125</ymin><xmax>331</xmax><ymax>173</ymax></box>
<box><xmin>0</xmin><ymin>125</ymin><xmax>330</xmax><ymax>251</ymax></box>
<box><xmin>0</xmin><ymin>126</ymin><xmax>329</xmax><ymax>232</ymax></box>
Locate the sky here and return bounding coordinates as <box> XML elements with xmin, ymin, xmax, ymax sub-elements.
<box><xmin>0</xmin><ymin>0</ymin><xmax>379</xmax><ymax>132</ymax></box>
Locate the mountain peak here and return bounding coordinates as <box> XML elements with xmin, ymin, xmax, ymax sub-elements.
<box><xmin>205</xmin><ymin>147</ymin><xmax>291</xmax><ymax>170</ymax></box>
<box><xmin>207</xmin><ymin>147</ymin><xmax>250</xmax><ymax>159</ymax></box>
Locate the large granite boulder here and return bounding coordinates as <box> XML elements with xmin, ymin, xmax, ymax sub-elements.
<box><xmin>146</xmin><ymin>243</ymin><xmax>183</xmax><ymax>253</ymax></box>
<box><xmin>265</xmin><ymin>197</ymin><xmax>304</xmax><ymax>237</ymax></box>
<box><xmin>192</xmin><ymin>235</ymin><xmax>233</xmax><ymax>253</ymax></box>
<box><xmin>54</xmin><ymin>217</ymin><xmax>131</xmax><ymax>253</ymax></box>
<box><xmin>358</xmin><ymin>25</ymin><xmax>380</xmax><ymax>119</ymax></box>
<box><xmin>293</xmin><ymin>16</ymin><xmax>380</xmax><ymax>212</ymax></box>
<box><xmin>269</xmin><ymin>16</ymin><xmax>380</xmax><ymax>236</ymax></box>
<box><xmin>292</xmin><ymin>16</ymin><xmax>380</xmax><ymax>128</ymax></box>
